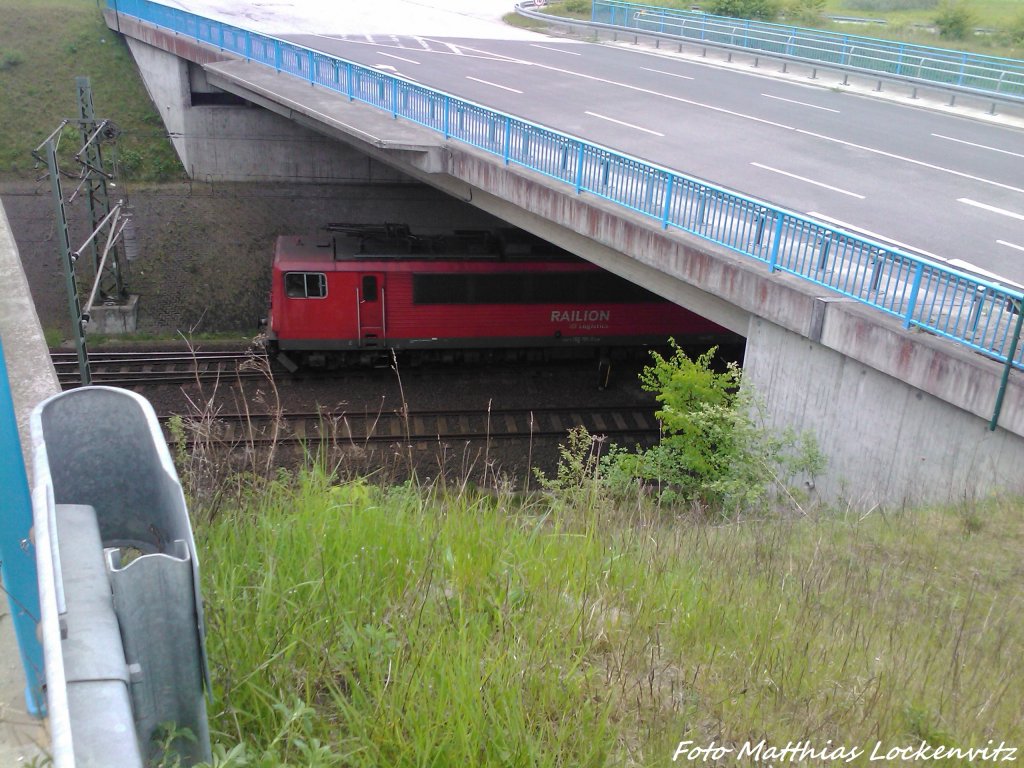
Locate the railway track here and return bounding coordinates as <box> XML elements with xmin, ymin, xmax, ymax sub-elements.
<box><xmin>51</xmin><ymin>350</ymin><xmax>662</xmax><ymax>446</ymax></box>
<box><xmin>161</xmin><ymin>405</ymin><xmax>661</xmax><ymax>447</ymax></box>
<box><xmin>52</xmin><ymin>349</ymin><xmax>264</xmax><ymax>388</ymax></box>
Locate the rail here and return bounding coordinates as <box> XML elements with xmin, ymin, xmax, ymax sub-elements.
<box><xmin>105</xmin><ymin>0</ymin><xmax>1024</xmax><ymax>389</ymax></box>
<box><xmin>590</xmin><ymin>0</ymin><xmax>1024</xmax><ymax>102</ymax></box>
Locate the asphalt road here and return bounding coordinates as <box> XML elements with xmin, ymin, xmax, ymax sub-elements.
<box><xmin>170</xmin><ymin>1</ymin><xmax>1024</xmax><ymax>287</ymax></box>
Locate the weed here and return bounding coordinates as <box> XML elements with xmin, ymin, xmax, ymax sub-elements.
<box><xmin>0</xmin><ymin>49</ymin><xmax>23</xmax><ymax>70</ymax></box>
<box><xmin>934</xmin><ymin>0</ymin><xmax>975</xmax><ymax>39</ymax></box>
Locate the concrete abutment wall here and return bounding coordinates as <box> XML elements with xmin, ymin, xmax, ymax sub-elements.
<box><xmin>123</xmin><ymin>35</ymin><xmax>407</xmax><ymax>183</ymax></box>
<box><xmin>745</xmin><ymin>319</ymin><xmax>1023</xmax><ymax>508</ymax></box>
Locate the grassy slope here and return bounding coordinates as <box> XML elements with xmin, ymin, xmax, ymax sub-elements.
<box><xmin>196</xmin><ymin>470</ymin><xmax>1023</xmax><ymax>767</ymax></box>
<box><xmin>0</xmin><ymin>0</ymin><xmax>178</xmax><ymax>180</ymax></box>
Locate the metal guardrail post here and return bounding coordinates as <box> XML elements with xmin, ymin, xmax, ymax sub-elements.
<box><xmin>31</xmin><ymin>386</ymin><xmax>211</xmax><ymax>767</ymax></box>
<box><xmin>904</xmin><ymin>261</ymin><xmax>925</xmax><ymax>329</ymax></box>
<box><xmin>767</xmin><ymin>214</ymin><xmax>784</xmax><ymax>273</ymax></box>
<box><xmin>990</xmin><ymin>306</ymin><xmax>1024</xmax><ymax>430</ymax></box>
<box><xmin>0</xmin><ymin>337</ymin><xmax>45</xmax><ymax>716</ymax></box>
<box><xmin>661</xmin><ymin>174</ymin><xmax>674</xmax><ymax>229</ymax></box>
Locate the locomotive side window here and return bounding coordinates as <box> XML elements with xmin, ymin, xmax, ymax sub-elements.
<box><xmin>362</xmin><ymin>276</ymin><xmax>378</xmax><ymax>302</ymax></box>
<box><xmin>412</xmin><ymin>272</ymin><xmax>659</xmax><ymax>304</ymax></box>
<box><xmin>285</xmin><ymin>272</ymin><xmax>327</xmax><ymax>299</ymax></box>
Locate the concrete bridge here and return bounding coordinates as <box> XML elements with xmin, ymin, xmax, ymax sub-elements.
<box><xmin>101</xmin><ymin>3</ymin><xmax>1024</xmax><ymax>508</ymax></box>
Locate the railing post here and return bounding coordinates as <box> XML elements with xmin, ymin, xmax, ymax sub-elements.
<box><xmin>870</xmin><ymin>250</ymin><xmax>886</xmax><ymax>293</ymax></box>
<box><xmin>443</xmin><ymin>96</ymin><xmax>450</xmax><ymax>139</ymax></box>
<box><xmin>346</xmin><ymin>62</ymin><xmax>354</xmax><ymax>100</ymax></box>
<box><xmin>817</xmin><ymin>234</ymin><xmax>832</xmax><ymax>272</ymax></box>
<box><xmin>575</xmin><ymin>143</ymin><xmax>585</xmax><ymax>193</ymax></box>
<box><xmin>990</xmin><ymin>303</ymin><xmax>1024</xmax><ymax>431</ymax></box>
<box><xmin>0</xmin><ymin>337</ymin><xmax>44</xmax><ymax>716</ymax></box>
<box><xmin>308</xmin><ymin>50</ymin><xmax>315</xmax><ymax>83</ymax></box>
<box><xmin>753</xmin><ymin>206</ymin><xmax>767</xmax><ymax>246</ymax></box>
<box><xmin>661</xmin><ymin>174</ymin><xmax>675</xmax><ymax>229</ymax></box>
<box><xmin>503</xmin><ymin>117</ymin><xmax>512</xmax><ymax>164</ymax></box>
<box><xmin>767</xmin><ymin>213</ymin><xmax>784</xmax><ymax>272</ymax></box>
<box><xmin>904</xmin><ymin>261</ymin><xmax>925</xmax><ymax>328</ymax></box>
<box><xmin>391</xmin><ymin>78</ymin><xmax>398</xmax><ymax>118</ymax></box>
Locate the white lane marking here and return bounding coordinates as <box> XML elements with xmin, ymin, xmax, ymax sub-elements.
<box><xmin>413</xmin><ymin>36</ymin><xmax>431</xmax><ymax>51</ymax></box>
<box><xmin>585</xmin><ymin>111</ymin><xmax>665</xmax><ymax>136</ymax></box>
<box><xmin>640</xmin><ymin>67</ymin><xmax>695</xmax><ymax>80</ymax></box>
<box><xmin>419</xmin><ymin>43</ymin><xmax>1024</xmax><ymax>197</ymax></box>
<box><xmin>443</xmin><ymin>42</ymin><xmax>464</xmax><ymax>55</ymax></box>
<box><xmin>530</xmin><ymin>44</ymin><xmax>582</xmax><ymax>56</ymax></box>
<box><xmin>752</xmin><ymin>163</ymin><xmax>864</xmax><ymax>199</ymax></box>
<box><xmin>949</xmin><ymin>258</ymin><xmax>1024</xmax><ymax>290</ymax></box>
<box><xmin>807</xmin><ymin>211</ymin><xmax>944</xmax><ymax>261</ymax></box>
<box><xmin>378</xmin><ymin>51</ymin><xmax>420</xmax><ymax>65</ymax></box>
<box><xmin>958</xmin><ymin>198</ymin><xmax>1024</xmax><ymax>222</ymax></box>
<box><xmin>997</xmin><ymin>240</ymin><xmax>1024</xmax><ymax>254</ymax></box>
<box><xmin>762</xmin><ymin>93</ymin><xmax>840</xmax><ymax>113</ymax></box>
<box><xmin>374</xmin><ymin>64</ymin><xmax>398</xmax><ymax>72</ymax></box>
<box><xmin>465</xmin><ymin>76</ymin><xmax>523</xmax><ymax>94</ymax></box>
<box><xmin>932</xmin><ymin>133</ymin><xmax>1024</xmax><ymax>160</ymax></box>
<box><xmin>454</xmin><ymin>46</ymin><xmax>797</xmax><ymax>131</ymax></box>
<box><xmin>797</xmin><ymin>130</ymin><xmax>1024</xmax><ymax>196</ymax></box>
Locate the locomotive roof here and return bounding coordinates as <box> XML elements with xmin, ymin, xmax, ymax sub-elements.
<box><xmin>274</xmin><ymin>228</ymin><xmax>583</xmax><ymax>270</ymax></box>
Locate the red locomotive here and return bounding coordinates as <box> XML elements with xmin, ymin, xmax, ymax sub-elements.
<box><xmin>265</xmin><ymin>224</ymin><xmax>727</xmax><ymax>371</ymax></box>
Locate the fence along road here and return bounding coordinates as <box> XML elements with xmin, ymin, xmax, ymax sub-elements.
<box><xmin>109</xmin><ymin>0</ymin><xmax>1024</xmax><ymax>379</ymax></box>
<box><xmin>591</xmin><ymin>0</ymin><xmax>1024</xmax><ymax>102</ymax></box>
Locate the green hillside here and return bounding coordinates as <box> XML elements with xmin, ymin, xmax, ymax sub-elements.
<box><xmin>0</xmin><ymin>0</ymin><xmax>179</xmax><ymax>180</ymax></box>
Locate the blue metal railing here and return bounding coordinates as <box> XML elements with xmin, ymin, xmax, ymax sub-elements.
<box><xmin>591</xmin><ymin>0</ymin><xmax>1024</xmax><ymax>101</ymax></box>
<box><xmin>0</xmin><ymin>337</ymin><xmax>44</xmax><ymax>717</ymax></box>
<box><xmin>107</xmin><ymin>0</ymin><xmax>1024</xmax><ymax>373</ymax></box>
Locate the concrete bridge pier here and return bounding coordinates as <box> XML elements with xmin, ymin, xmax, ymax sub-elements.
<box><xmin>745</xmin><ymin>317</ymin><xmax>1023</xmax><ymax>508</ymax></box>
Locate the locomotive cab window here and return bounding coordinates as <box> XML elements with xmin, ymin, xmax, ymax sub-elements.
<box><xmin>285</xmin><ymin>272</ymin><xmax>327</xmax><ymax>299</ymax></box>
<box><xmin>362</xmin><ymin>276</ymin><xmax>378</xmax><ymax>302</ymax></box>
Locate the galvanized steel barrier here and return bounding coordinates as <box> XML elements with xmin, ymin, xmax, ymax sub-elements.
<box><xmin>591</xmin><ymin>0</ymin><xmax>1024</xmax><ymax>101</ymax></box>
<box><xmin>0</xmin><ymin>338</ymin><xmax>45</xmax><ymax>717</ymax></box>
<box><xmin>106</xmin><ymin>0</ymin><xmax>1024</xmax><ymax>381</ymax></box>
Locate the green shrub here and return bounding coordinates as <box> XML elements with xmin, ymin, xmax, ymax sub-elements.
<box><xmin>934</xmin><ymin>0</ymin><xmax>975</xmax><ymax>40</ymax></box>
<box><xmin>707</xmin><ymin>0</ymin><xmax>781</xmax><ymax>21</ymax></box>
<box><xmin>563</xmin><ymin>0</ymin><xmax>591</xmax><ymax>13</ymax></box>
<box><xmin>1004</xmin><ymin>13</ymin><xmax>1024</xmax><ymax>45</ymax></box>
<box><xmin>597</xmin><ymin>342</ymin><xmax>824</xmax><ymax>512</ymax></box>
<box><xmin>844</xmin><ymin>0</ymin><xmax>937</xmax><ymax>10</ymax></box>
<box><xmin>786</xmin><ymin>0</ymin><xmax>826</xmax><ymax>25</ymax></box>
<box><xmin>0</xmin><ymin>50</ymin><xmax>23</xmax><ymax>70</ymax></box>
<box><xmin>117</xmin><ymin>148</ymin><xmax>143</xmax><ymax>178</ymax></box>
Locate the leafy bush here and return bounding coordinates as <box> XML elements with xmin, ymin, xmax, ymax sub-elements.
<box><xmin>0</xmin><ymin>50</ymin><xmax>23</xmax><ymax>71</ymax></box>
<box><xmin>1004</xmin><ymin>13</ymin><xmax>1024</xmax><ymax>45</ymax></box>
<box><xmin>934</xmin><ymin>0</ymin><xmax>975</xmax><ymax>40</ymax></box>
<box><xmin>597</xmin><ymin>342</ymin><xmax>824</xmax><ymax>513</ymax></box>
<box><xmin>563</xmin><ymin>0</ymin><xmax>591</xmax><ymax>13</ymax></box>
<box><xmin>707</xmin><ymin>0</ymin><xmax>781</xmax><ymax>21</ymax></box>
<box><xmin>844</xmin><ymin>0</ymin><xmax>937</xmax><ymax>10</ymax></box>
<box><xmin>786</xmin><ymin>0</ymin><xmax>826</xmax><ymax>25</ymax></box>
<box><xmin>117</xmin><ymin>148</ymin><xmax>144</xmax><ymax>179</ymax></box>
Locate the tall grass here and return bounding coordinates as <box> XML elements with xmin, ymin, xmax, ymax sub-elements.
<box><xmin>195</xmin><ymin>467</ymin><xmax>1023</xmax><ymax>766</ymax></box>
